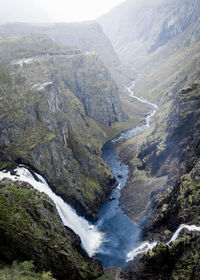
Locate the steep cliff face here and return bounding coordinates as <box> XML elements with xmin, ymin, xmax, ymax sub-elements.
<box><xmin>53</xmin><ymin>53</ymin><xmax>125</xmax><ymax>125</ymax></box>
<box><xmin>98</xmin><ymin>0</ymin><xmax>200</xmax><ymax>68</ymax></box>
<box><xmin>138</xmin><ymin>73</ymin><xmax>200</xmax><ymax>184</ymax></box>
<box><xmin>142</xmin><ymin>160</ymin><xmax>200</xmax><ymax>241</ymax></box>
<box><xmin>0</xmin><ymin>179</ymin><xmax>103</xmax><ymax>280</ymax></box>
<box><xmin>0</xmin><ymin>35</ymin><xmax>126</xmax><ymax>220</ymax></box>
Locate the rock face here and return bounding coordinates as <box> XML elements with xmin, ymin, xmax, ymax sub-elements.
<box><xmin>119</xmin><ymin>69</ymin><xmax>200</xmax><ymax>223</ymax></box>
<box><xmin>119</xmin><ymin>77</ymin><xmax>200</xmax><ymax>280</ymax></box>
<box><xmin>142</xmin><ymin>160</ymin><xmax>200</xmax><ymax>242</ymax></box>
<box><xmin>120</xmin><ymin>159</ymin><xmax>200</xmax><ymax>280</ymax></box>
<box><xmin>0</xmin><ymin>34</ymin><xmax>125</xmax><ymax>220</ymax></box>
<box><xmin>0</xmin><ymin>178</ymin><xmax>103</xmax><ymax>280</ymax></box>
<box><xmin>138</xmin><ymin>74</ymin><xmax>200</xmax><ymax>185</ymax></box>
<box><xmin>54</xmin><ymin>53</ymin><xmax>125</xmax><ymax>125</ymax></box>
<box><xmin>98</xmin><ymin>0</ymin><xmax>200</xmax><ymax>67</ymax></box>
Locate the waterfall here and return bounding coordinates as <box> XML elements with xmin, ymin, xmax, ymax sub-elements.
<box><xmin>126</xmin><ymin>224</ymin><xmax>200</xmax><ymax>262</ymax></box>
<box><xmin>0</xmin><ymin>165</ymin><xmax>103</xmax><ymax>257</ymax></box>
<box><xmin>126</xmin><ymin>241</ymin><xmax>158</xmax><ymax>262</ymax></box>
<box><xmin>167</xmin><ymin>224</ymin><xmax>200</xmax><ymax>244</ymax></box>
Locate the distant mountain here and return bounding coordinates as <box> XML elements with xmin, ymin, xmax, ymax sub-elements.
<box><xmin>98</xmin><ymin>0</ymin><xmax>200</xmax><ymax>67</ymax></box>
<box><xmin>0</xmin><ymin>21</ymin><xmax>133</xmax><ymax>86</ymax></box>
<box><xmin>0</xmin><ymin>0</ymin><xmax>52</xmax><ymax>23</ymax></box>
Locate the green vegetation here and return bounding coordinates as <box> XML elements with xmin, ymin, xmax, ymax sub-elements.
<box><xmin>0</xmin><ymin>33</ymin><xmax>131</xmax><ymax>220</ymax></box>
<box><xmin>0</xmin><ymin>180</ymin><xmax>103</xmax><ymax>280</ymax></box>
<box><xmin>0</xmin><ymin>261</ymin><xmax>55</xmax><ymax>280</ymax></box>
<box><xmin>0</xmin><ymin>34</ymin><xmax>69</xmax><ymax>63</ymax></box>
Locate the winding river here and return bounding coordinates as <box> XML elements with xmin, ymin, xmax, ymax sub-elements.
<box><xmin>93</xmin><ymin>81</ymin><xmax>158</xmax><ymax>267</ymax></box>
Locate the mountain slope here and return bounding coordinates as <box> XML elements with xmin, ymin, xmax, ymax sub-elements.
<box><xmin>98</xmin><ymin>0</ymin><xmax>200</xmax><ymax>223</ymax></box>
<box><xmin>98</xmin><ymin>1</ymin><xmax>200</xmax><ymax>278</ymax></box>
<box><xmin>0</xmin><ymin>34</ymin><xmax>126</xmax><ymax>220</ymax></box>
<box><xmin>0</xmin><ymin>21</ymin><xmax>127</xmax><ymax>84</ymax></box>
<box><xmin>98</xmin><ymin>0</ymin><xmax>200</xmax><ymax>69</ymax></box>
<box><xmin>0</xmin><ymin>178</ymin><xmax>103</xmax><ymax>280</ymax></box>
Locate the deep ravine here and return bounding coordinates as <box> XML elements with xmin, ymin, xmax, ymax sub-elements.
<box><xmin>0</xmin><ymin>79</ymin><xmax>159</xmax><ymax>267</ymax></box>
<box><xmin>93</xmin><ymin>81</ymin><xmax>158</xmax><ymax>267</ymax></box>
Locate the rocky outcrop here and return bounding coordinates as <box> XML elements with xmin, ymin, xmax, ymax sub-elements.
<box><xmin>0</xmin><ymin>178</ymin><xmax>103</xmax><ymax>280</ymax></box>
<box><xmin>0</xmin><ymin>35</ymin><xmax>125</xmax><ymax>220</ymax></box>
<box><xmin>56</xmin><ymin>53</ymin><xmax>125</xmax><ymax>125</ymax></box>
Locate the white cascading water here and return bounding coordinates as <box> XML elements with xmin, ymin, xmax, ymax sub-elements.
<box><xmin>127</xmin><ymin>224</ymin><xmax>200</xmax><ymax>262</ymax></box>
<box><xmin>126</xmin><ymin>241</ymin><xmax>158</xmax><ymax>262</ymax></box>
<box><xmin>167</xmin><ymin>224</ymin><xmax>200</xmax><ymax>244</ymax></box>
<box><xmin>0</xmin><ymin>165</ymin><xmax>103</xmax><ymax>257</ymax></box>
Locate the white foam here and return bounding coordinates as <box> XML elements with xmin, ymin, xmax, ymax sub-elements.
<box><xmin>167</xmin><ymin>224</ymin><xmax>200</xmax><ymax>244</ymax></box>
<box><xmin>0</xmin><ymin>166</ymin><xmax>104</xmax><ymax>257</ymax></box>
<box><xmin>127</xmin><ymin>224</ymin><xmax>200</xmax><ymax>262</ymax></box>
<box><xmin>126</xmin><ymin>241</ymin><xmax>157</xmax><ymax>262</ymax></box>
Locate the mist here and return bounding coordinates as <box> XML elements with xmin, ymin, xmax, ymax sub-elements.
<box><xmin>0</xmin><ymin>0</ymin><xmax>126</xmax><ymax>23</ymax></box>
<box><xmin>0</xmin><ymin>0</ymin><xmax>52</xmax><ymax>22</ymax></box>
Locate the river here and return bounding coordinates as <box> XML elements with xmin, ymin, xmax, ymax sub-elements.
<box><xmin>0</xmin><ymin>78</ymin><xmax>158</xmax><ymax>267</ymax></box>
<box><xmin>93</xmin><ymin>81</ymin><xmax>158</xmax><ymax>267</ymax></box>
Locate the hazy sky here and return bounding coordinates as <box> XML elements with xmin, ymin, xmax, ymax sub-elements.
<box><xmin>33</xmin><ymin>0</ymin><xmax>126</xmax><ymax>22</ymax></box>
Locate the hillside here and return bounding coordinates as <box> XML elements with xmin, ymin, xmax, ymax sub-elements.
<box><xmin>0</xmin><ymin>21</ymin><xmax>133</xmax><ymax>86</ymax></box>
<box><xmin>98</xmin><ymin>0</ymin><xmax>200</xmax><ymax>70</ymax></box>
<box><xmin>98</xmin><ymin>1</ymin><xmax>200</xmax><ymax>278</ymax></box>
<box><xmin>98</xmin><ymin>0</ymin><xmax>200</xmax><ymax>221</ymax></box>
<box><xmin>0</xmin><ymin>178</ymin><xmax>103</xmax><ymax>280</ymax></box>
<box><xmin>0</xmin><ymin>34</ymin><xmax>128</xmax><ymax>221</ymax></box>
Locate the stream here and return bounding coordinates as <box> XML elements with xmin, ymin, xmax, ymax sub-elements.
<box><xmin>93</xmin><ymin>81</ymin><xmax>158</xmax><ymax>267</ymax></box>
